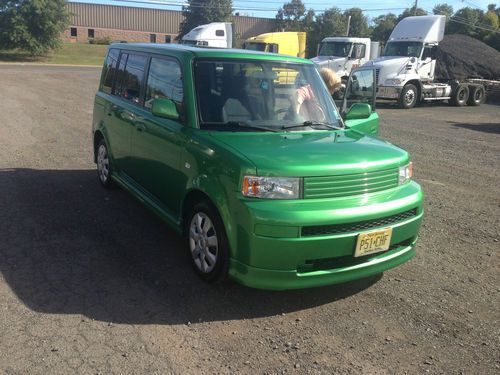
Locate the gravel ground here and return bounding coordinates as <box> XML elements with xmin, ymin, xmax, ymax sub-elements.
<box><xmin>0</xmin><ymin>65</ymin><xmax>499</xmax><ymax>375</ymax></box>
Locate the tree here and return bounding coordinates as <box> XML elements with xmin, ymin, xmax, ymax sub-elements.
<box><xmin>178</xmin><ymin>0</ymin><xmax>233</xmax><ymax>40</ymax></box>
<box><xmin>433</xmin><ymin>3</ymin><xmax>454</xmax><ymax>27</ymax></box>
<box><xmin>397</xmin><ymin>7</ymin><xmax>427</xmax><ymax>22</ymax></box>
<box><xmin>371</xmin><ymin>13</ymin><xmax>398</xmax><ymax>42</ymax></box>
<box><xmin>275</xmin><ymin>0</ymin><xmax>307</xmax><ymax>31</ymax></box>
<box><xmin>344</xmin><ymin>8</ymin><xmax>369</xmax><ymax>37</ymax></box>
<box><xmin>307</xmin><ymin>7</ymin><xmax>346</xmax><ymax>57</ymax></box>
<box><xmin>0</xmin><ymin>0</ymin><xmax>70</xmax><ymax>56</ymax></box>
<box><xmin>447</xmin><ymin>7</ymin><xmax>484</xmax><ymax>38</ymax></box>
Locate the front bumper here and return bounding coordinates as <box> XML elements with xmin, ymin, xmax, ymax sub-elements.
<box><xmin>227</xmin><ymin>181</ymin><xmax>423</xmax><ymax>290</ymax></box>
<box><xmin>377</xmin><ymin>85</ymin><xmax>402</xmax><ymax>99</ymax></box>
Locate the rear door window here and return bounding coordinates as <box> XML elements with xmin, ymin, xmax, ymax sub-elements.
<box><xmin>114</xmin><ymin>52</ymin><xmax>148</xmax><ymax>106</ymax></box>
<box><xmin>145</xmin><ymin>57</ymin><xmax>183</xmax><ymax>111</ymax></box>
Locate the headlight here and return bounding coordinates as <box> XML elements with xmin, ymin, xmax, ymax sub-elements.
<box><xmin>242</xmin><ymin>176</ymin><xmax>301</xmax><ymax>199</ymax></box>
<box><xmin>399</xmin><ymin>162</ymin><xmax>413</xmax><ymax>185</ymax></box>
<box><xmin>385</xmin><ymin>78</ymin><xmax>403</xmax><ymax>85</ymax></box>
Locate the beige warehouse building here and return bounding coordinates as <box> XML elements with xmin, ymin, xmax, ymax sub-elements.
<box><xmin>63</xmin><ymin>2</ymin><xmax>276</xmax><ymax>45</ymax></box>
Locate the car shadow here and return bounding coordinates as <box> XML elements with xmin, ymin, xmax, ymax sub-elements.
<box><xmin>0</xmin><ymin>168</ymin><xmax>380</xmax><ymax>325</ymax></box>
<box><xmin>449</xmin><ymin>122</ymin><xmax>500</xmax><ymax>134</ymax></box>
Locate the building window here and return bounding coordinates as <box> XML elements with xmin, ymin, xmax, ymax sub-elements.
<box><xmin>70</xmin><ymin>27</ymin><xmax>77</xmax><ymax>37</ymax></box>
<box><xmin>165</xmin><ymin>35</ymin><xmax>171</xmax><ymax>43</ymax></box>
<box><xmin>150</xmin><ymin>34</ymin><xmax>156</xmax><ymax>43</ymax></box>
<box><xmin>88</xmin><ymin>29</ymin><xmax>94</xmax><ymax>39</ymax></box>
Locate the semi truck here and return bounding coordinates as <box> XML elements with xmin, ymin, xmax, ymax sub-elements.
<box><xmin>180</xmin><ymin>22</ymin><xmax>233</xmax><ymax>48</ymax></box>
<box><xmin>243</xmin><ymin>32</ymin><xmax>306</xmax><ymax>58</ymax></box>
<box><xmin>364</xmin><ymin>15</ymin><xmax>491</xmax><ymax>108</ymax></box>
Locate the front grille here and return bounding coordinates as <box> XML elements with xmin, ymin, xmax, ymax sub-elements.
<box><xmin>303</xmin><ymin>168</ymin><xmax>399</xmax><ymax>199</ymax></box>
<box><xmin>301</xmin><ymin>208</ymin><xmax>418</xmax><ymax>237</ymax></box>
<box><xmin>375</xmin><ymin>68</ymin><xmax>381</xmax><ymax>85</ymax></box>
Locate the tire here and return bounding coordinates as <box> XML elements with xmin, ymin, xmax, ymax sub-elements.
<box><xmin>450</xmin><ymin>84</ymin><xmax>469</xmax><ymax>107</ymax></box>
<box><xmin>467</xmin><ymin>85</ymin><xmax>485</xmax><ymax>106</ymax></box>
<box><xmin>96</xmin><ymin>138</ymin><xmax>114</xmax><ymax>188</ymax></box>
<box><xmin>186</xmin><ymin>200</ymin><xmax>230</xmax><ymax>283</ymax></box>
<box><xmin>398</xmin><ymin>84</ymin><xmax>418</xmax><ymax>109</ymax></box>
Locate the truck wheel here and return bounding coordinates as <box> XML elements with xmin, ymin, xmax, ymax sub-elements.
<box><xmin>398</xmin><ymin>84</ymin><xmax>418</xmax><ymax>109</ymax></box>
<box><xmin>467</xmin><ymin>85</ymin><xmax>485</xmax><ymax>106</ymax></box>
<box><xmin>450</xmin><ymin>84</ymin><xmax>469</xmax><ymax>106</ymax></box>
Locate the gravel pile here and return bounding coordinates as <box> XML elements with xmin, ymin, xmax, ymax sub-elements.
<box><xmin>435</xmin><ymin>34</ymin><xmax>500</xmax><ymax>81</ymax></box>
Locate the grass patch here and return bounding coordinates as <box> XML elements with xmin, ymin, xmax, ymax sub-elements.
<box><xmin>0</xmin><ymin>43</ymin><xmax>108</xmax><ymax>66</ymax></box>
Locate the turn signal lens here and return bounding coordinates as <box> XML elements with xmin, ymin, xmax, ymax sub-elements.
<box><xmin>242</xmin><ymin>176</ymin><xmax>301</xmax><ymax>199</ymax></box>
<box><xmin>399</xmin><ymin>162</ymin><xmax>413</xmax><ymax>185</ymax></box>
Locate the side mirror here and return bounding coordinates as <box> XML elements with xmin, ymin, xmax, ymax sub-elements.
<box><xmin>151</xmin><ymin>98</ymin><xmax>179</xmax><ymax>120</ymax></box>
<box><xmin>345</xmin><ymin>103</ymin><xmax>372</xmax><ymax>120</ymax></box>
<box><xmin>424</xmin><ymin>57</ymin><xmax>432</xmax><ymax>64</ymax></box>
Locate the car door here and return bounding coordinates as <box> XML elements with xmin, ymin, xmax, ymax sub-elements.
<box><xmin>105</xmin><ymin>51</ymin><xmax>148</xmax><ymax>176</ymax></box>
<box><xmin>129</xmin><ymin>56</ymin><xmax>187</xmax><ymax>217</ymax></box>
<box><xmin>341</xmin><ymin>67</ymin><xmax>379</xmax><ymax>136</ymax></box>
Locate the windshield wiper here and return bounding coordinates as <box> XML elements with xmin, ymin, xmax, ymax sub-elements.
<box><xmin>202</xmin><ymin>121</ymin><xmax>278</xmax><ymax>132</ymax></box>
<box><xmin>282</xmin><ymin>121</ymin><xmax>343</xmax><ymax>131</ymax></box>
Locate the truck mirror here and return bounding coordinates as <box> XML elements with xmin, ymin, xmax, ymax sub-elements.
<box><xmin>424</xmin><ymin>57</ymin><xmax>432</xmax><ymax>64</ymax></box>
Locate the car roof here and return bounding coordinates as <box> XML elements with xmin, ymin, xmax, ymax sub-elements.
<box><xmin>108</xmin><ymin>43</ymin><xmax>312</xmax><ymax>64</ymax></box>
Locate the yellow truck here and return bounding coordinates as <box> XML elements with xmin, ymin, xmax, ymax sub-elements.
<box><xmin>243</xmin><ymin>32</ymin><xmax>306</xmax><ymax>85</ymax></box>
<box><xmin>243</xmin><ymin>32</ymin><xmax>306</xmax><ymax>58</ymax></box>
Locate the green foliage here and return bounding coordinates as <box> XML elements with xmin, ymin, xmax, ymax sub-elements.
<box><xmin>371</xmin><ymin>13</ymin><xmax>397</xmax><ymax>42</ymax></box>
<box><xmin>178</xmin><ymin>0</ymin><xmax>233</xmax><ymax>40</ymax></box>
<box><xmin>397</xmin><ymin>7</ymin><xmax>427</xmax><ymax>22</ymax></box>
<box><xmin>0</xmin><ymin>0</ymin><xmax>70</xmax><ymax>56</ymax></box>
<box><xmin>448</xmin><ymin>7</ymin><xmax>484</xmax><ymax>38</ymax></box>
<box><xmin>275</xmin><ymin>0</ymin><xmax>307</xmax><ymax>31</ymax></box>
<box><xmin>89</xmin><ymin>36</ymin><xmax>111</xmax><ymax>45</ymax></box>
<box><xmin>344</xmin><ymin>8</ymin><xmax>369</xmax><ymax>37</ymax></box>
<box><xmin>433</xmin><ymin>3</ymin><xmax>454</xmax><ymax>25</ymax></box>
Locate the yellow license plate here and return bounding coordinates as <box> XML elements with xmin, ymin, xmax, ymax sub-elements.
<box><xmin>354</xmin><ymin>228</ymin><xmax>393</xmax><ymax>257</ymax></box>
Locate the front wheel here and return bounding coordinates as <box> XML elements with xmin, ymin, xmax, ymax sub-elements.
<box><xmin>187</xmin><ymin>201</ymin><xmax>229</xmax><ymax>283</ymax></box>
<box><xmin>398</xmin><ymin>84</ymin><xmax>418</xmax><ymax>109</ymax></box>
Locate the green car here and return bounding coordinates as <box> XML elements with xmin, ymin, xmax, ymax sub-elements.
<box><xmin>92</xmin><ymin>44</ymin><xmax>423</xmax><ymax>290</ymax></box>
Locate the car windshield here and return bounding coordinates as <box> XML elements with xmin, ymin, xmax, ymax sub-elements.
<box><xmin>318</xmin><ymin>42</ymin><xmax>352</xmax><ymax>57</ymax></box>
<box><xmin>244</xmin><ymin>42</ymin><xmax>267</xmax><ymax>52</ymax></box>
<box><xmin>194</xmin><ymin>59</ymin><xmax>342</xmax><ymax>131</ymax></box>
<box><xmin>383</xmin><ymin>41</ymin><xmax>423</xmax><ymax>57</ymax></box>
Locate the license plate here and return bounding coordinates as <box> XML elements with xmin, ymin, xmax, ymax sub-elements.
<box><xmin>354</xmin><ymin>228</ymin><xmax>393</xmax><ymax>257</ymax></box>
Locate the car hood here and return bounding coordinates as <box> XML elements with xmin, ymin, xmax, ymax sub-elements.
<box><xmin>209</xmin><ymin>130</ymin><xmax>409</xmax><ymax>177</ymax></box>
<box><xmin>365</xmin><ymin>56</ymin><xmax>412</xmax><ymax>73</ymax></box>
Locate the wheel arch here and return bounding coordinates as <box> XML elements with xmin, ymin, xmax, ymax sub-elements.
<box><xmin>405</xmin><ymin>80</ymin><xmax>423</xmax><ymax>101</ymax></box>
<box><xmin>93</xmin><ymin>130</ymin><xmax>105</xmax><ymax>163</ymax></box>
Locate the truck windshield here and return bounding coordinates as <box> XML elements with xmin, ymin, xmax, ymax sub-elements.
<box><xmin>244</xmin><ymin>42</ymin><xmax>267</xmax><ymax>52</ymax></box>
<box><xmin>318</xmin><ymin>42</ymin><xmax>352</xmax><ymax>57</ymax></box>
<box><xmin>194</xmin><ymin>59</ymin><xmax>342</xmax><ymax>131</ymax></box>
<box><xmin>383</xmin><ymin>41</ymin><xmax>423</xmax><ymax>57</ymax></box>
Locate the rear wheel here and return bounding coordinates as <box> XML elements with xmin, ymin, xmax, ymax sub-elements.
<box><xmin>96</xmin><ymin>139</ymin><xmax>114</xmax><ymax>188</ymax></box>
<box><xmin>450</xmin><ymin>84</ymin><xmax>469</xmax><ymax>106</ymax></box>
<box><xmin>186</xmin><ymin>201</ymin><xmax>229</xmax><ymax>283</ymax></box>
<box><xmin>398</xmin><ymin>84</ymin><xmax>418</xmax><ymax>109</ymax></box>
<box><xmin>467</xmin><ymin>85</ymin><xmax>485</xmax><ymax>106</ymax></box>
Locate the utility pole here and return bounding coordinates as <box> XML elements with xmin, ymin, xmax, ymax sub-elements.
<box><xmin>346</xmin><ymin>15</ymin><xmax>351</xmax><ymax>36</ymax></box>
<box><xmin>413</xmin><ymin>0</ymin><xmax>418</xmax><ymax>15</ymax></box>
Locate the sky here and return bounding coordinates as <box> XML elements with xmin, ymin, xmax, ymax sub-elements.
<box><xmin>70</xmin><ymin>0</ymin><xmax>496</xmax><ymax>19</ymax></box>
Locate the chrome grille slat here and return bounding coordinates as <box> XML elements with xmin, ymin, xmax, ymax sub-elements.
<box><xmin>304</xmin><ymin>168</ymin><xmax>399</xmax><ymax>199</ymax></box>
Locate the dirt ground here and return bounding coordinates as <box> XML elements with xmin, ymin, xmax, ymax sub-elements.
<box><xmin>0</xmin><ymin>65</ymin><xmax>499</xmax><ymax>375</ymax></box>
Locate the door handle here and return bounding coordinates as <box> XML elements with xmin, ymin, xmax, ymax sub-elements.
<box><xmin>135</xmin><ymin>122</ymin><xmax>146</xmax><ymax>132</ymax></box>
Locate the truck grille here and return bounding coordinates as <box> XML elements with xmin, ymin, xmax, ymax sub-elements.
<box><xmin>375</xmin><ymin>68</ymin><xmax>381</xmax><ymax>85</ymax></box>
<box><xmin>303</xmin><ymin>168</ymin><xmax>399</xmax><ymax>199</ymax></box>
<box><xmin>301</xmin><ymin>208</ymin><xmax>418</xmax><ymax>237</ymax></box>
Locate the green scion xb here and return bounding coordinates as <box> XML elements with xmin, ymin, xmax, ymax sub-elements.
<box><xmin>92</xmin><ymin>44</ymin><xmax>423</xmax><ymax>290</ymax></box>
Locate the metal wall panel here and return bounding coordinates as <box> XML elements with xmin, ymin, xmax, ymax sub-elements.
<box><xmin>67</xmin><ymin>2</ymin><xmax>275</xmax><ymax>38</ymax></box>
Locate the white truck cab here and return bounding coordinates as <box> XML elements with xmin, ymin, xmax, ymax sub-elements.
<box><xmin>181</xmin><ymin>22</ymin><xmax>233</xmax><ymax>48</ymax></box>
<box><xmin>363</xmin><ymin>15</ymin><xmax>485</xmax><ymax>108</ymax></box>
<box><xmin>311</xmin><ymin>37</ymin><xmax>380</xmax><ymax>81</ymax></box>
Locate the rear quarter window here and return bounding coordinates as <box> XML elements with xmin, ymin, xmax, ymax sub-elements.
<box><xmin>100</xmin><ymin>49</ymin><xmax>119</xmax><ymax>94</ymax></box>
